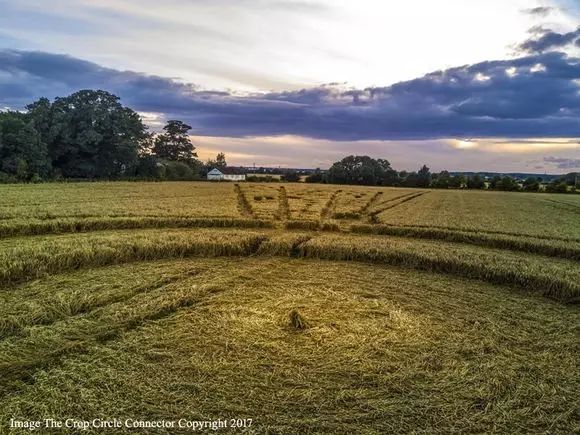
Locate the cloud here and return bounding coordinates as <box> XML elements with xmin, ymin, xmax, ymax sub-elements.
<box><xmin>522</xmin><ymin>6</ymin><xmax>556</xmax><ymax>17</ymax></box>
<box><xmin>0</xmin><ymin>49</ymin><xmax>579</xmax><ymax>141</ymax></box>
<box><xmin>517</xmin><ymin>26</ymin><xmax>580</xmax><ymax>53</ymax></box>
<box><xmin>190</xmin><ymin>135</ymin><xmax>578</xmax><ymax>171</ymax></box>
<box><xmin>8</xmin><ymin>0</ymin><xmax>569</xmax><ymax>92</ymax></box>
<box><xmin>543</xmin><ymin>156</ymin><xmax>580</xmax><ymax>169</ymax></box>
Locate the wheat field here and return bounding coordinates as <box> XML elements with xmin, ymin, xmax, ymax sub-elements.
<box><xmin>0</xmin><ymin>181</ymin><xmax>578</xmax><ymax>433</ymax></box>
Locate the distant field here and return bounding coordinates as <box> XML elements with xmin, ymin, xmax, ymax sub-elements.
<box><xmin>246</xmin><ymin>173</ymin><xmax>283</xmax><ymax>179</ymax></box>
<box><xmin>373</xmin><ymin>189</ymin><xmax>580</xmax><ymax>240</ymax></box>
<box><xmin>0</xmin><ymin>182</ymin><xmax>239</xmax><ymax>220</ymax></box>
<box><xmin>0</xmin><ymin>181</ymin><xmax>578</xmax><ymax>433</ymax></box>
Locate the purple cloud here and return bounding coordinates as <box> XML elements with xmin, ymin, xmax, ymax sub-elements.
<box><xmin>0</xmin><ymin>48</ymin><xmax>579</xmax><ymax>141</ymax></box>
<box><xmin>543</xmin><ymin>156</ymin><xmax>580</xmax><ymax>169</ymax></box>
<box><xmin>517</xmin><ymin>26</ymin><xmax>580</xmax><ymax>54</ymax></box>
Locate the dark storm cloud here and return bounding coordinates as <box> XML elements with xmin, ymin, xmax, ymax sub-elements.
<box><xmin>517</xmin><ymin>26</ymin><xmax>580</xmax><ymax>53</ymax></box>
<box><xmin>543</xmin><ymin>156</ymin><xmax>580</xmax><ymax>168</ymax></box>
<box><xmin>1</xmin><ymin>49</ymin><xmax>579</xmax><ymax>140</ymax></box>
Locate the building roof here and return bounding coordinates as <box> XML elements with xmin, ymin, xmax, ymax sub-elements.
<box><xmin>207</xmin><ymin>168</ymin><xmax>223</xmax><ymax>175</ymax></box>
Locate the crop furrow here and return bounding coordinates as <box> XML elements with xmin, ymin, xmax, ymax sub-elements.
<box><xmin>276</xmin><ymin>186</ymin><xmax>291</xmax><ymax>220</ymax></box>
<box><xmin>333</xmin><ymin>191</ymin><xmax>387</xmax><ymax>220</ymax></box>
<box><xmin>542</xmin><ymin>198</ymin><xmax>580</xmax><ymax>213</ymax></box>
<box><xmin>359</xmin><ymin>191</ymin><xmax>383</xmax><ymax>215</ymax></box>
<box><xmin>0</xmin><ymin>217</ymin><xmax>274</xmax><ymax>239</ymax></box>
<box><xmin>1</xmin><ymin>227</ymin><xmax>578</xmax><ymax>306</ymax></box>
<box><xmin>0</xmin><ymin>271</ymin><xmax>199</xmax><ymax>341</ymax></box>
<box><xmin>381</xmin><ymin>223</ymin><xmax>580</xmax><ymax>244</ymax></box>
<box><xmin>320</xmin><ymin>190</ymin><xmax>341</xmax><ymax>221</ymax></box>
<box><xmin>350</xmin><ymin>224</ymin><xmax>580</xmax><ymax>261</ymax></box>
<box><xmin>258</xmin><ymin>233</ymin><xmax>313</xmax><ymax>256</ymax></box>
<box><xmin>296</xmin><ymin>237</ymin><xmax>579</xmax><ymax>303</ymax></box>
<box><xmin>369</xmin><ymin>192</ymin><xmax>427</xmax><ymax>222</ymax></box>
<box><xmin>234</xmin><ymin>184</ymin><xmax>255</xmax><ymax>218</ymax></box>
<box><xmin>0</xmin><ymin>231</ymin><xmax>268</xmax><ymax>286</ymax></box>
<box><xmin>0</xmin><ymin>283</ymin><xmax>227</xmax><ymax>397</ymax></box>
<box><xmin>367</xmin><ymin>191</ymin><xmax>419</xmax><ymax>210</ymax></box>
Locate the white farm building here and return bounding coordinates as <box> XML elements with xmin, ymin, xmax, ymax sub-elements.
<box><xmin>207</xmin><ymin>168</ymin><xmax>246</xmax><ymax>181</ymax></box>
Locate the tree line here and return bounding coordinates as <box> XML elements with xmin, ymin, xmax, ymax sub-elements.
<box><xmin>0</xmin><ymin>90</ymin><xmax>222</xmax><ymax>182</ymax></box>
<box><xmin>1</xmin><ymin>90</ymin><xmax>576</xmax><ymax>192</ymax></box>
<box><xmin>304</xmin><ymin>155</ymin><xmax>577</xmax><ymax>193</ymax></box>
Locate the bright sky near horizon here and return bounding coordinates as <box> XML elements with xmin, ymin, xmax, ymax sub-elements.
<box><xmin>0</xmin><ymin>0</ymin><xmax>579</xmax><ymax>171</ymax></box>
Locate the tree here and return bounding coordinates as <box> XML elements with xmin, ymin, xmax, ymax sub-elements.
<box><xmin>523</xmin><ymin>177</ymin><xmax>540</xmax><ymax>192</ymax></box>
<box><xmin>152</xmin><ymin>120</ymin><xmax>197</xmax><ymax>163</ymax></box>
<box><xmin>448</xmin><ymin>174</ymin><xmax>465</xmax><ymax>188</ymax></box>
<box><xmin>416</xmin><ymin>165</ymin><xmax>431</xmax><ymax>188</ymax></box>
<box><xmin>561</xmin><ymin>172</ymin><xmax>578</xmax><ymax>188</ymax></box>
<box><xmin>163</xmin><ymin>161</ymin><xmax>195</xmax><ymax>180</ymax></box>
<box><xmin>282</xmin><ymin>170</ymin><xmax>300</xmax><ymax>182</ymax></box>
<box><xmin>41</xmin><ymin>90</ymin><xmax>148</xmax><ymax>178</ymax></box>
<box><xmin>431</xmin><ymin>170</ymin><xmax>450</xmax><ymax>188</ymax></box>
<box><xmin>496</xmin><ymin>176</ymin><xmax>520</xmax><ymax>191</ymax></box>
<box><xmin>206</xmin><ymin>152</ymin><xmax>227</xmax><ymax>169</ymax></box>
<box><xmin>401</xmin><ymin>171</ymin><xmax>419</xmax><ymax>187</ymax></box>
<box><xmin>489</xmin><ymin>176</ymin><xmax>502</xmax><ymax>189</ymax></box>
<box><xmin>0</xmin><ymin>111</ymin><xmax>50</xmax><ymax>180</ymax></box>
<box><xmin>305</xmin><ymin>168</ymin><xmax>324</xmax><ymax>183</ymax></box>
<box><xmin>25</xmin><ymin>97</ymin><xmax>52</xmax><ymax>147</ymax></box>
<box><xmin>326</xmin><ymin>156</ymin><xmax>397</xmax><ymax>186</ymax></box>
<box><xmin>135</xmin><ymin>154</ymin><xmax>164</xmax><ymax>179</ymax></box>
<box><xmin>466</xmin><ymin>174</ymin><xmax>485</xmax><ymax>189</ymax></box>
<box><xmin>545</xmin><ymin>179</ymin><xmax>569</xmax><ymax>193</ymax></box>
<box><xmin>215</xmin><ymin>152</ymin><xmax>227</xmax><ymax>168</ymax></box>
<box><xmin>377</xmin><ymin>159</ymin><xmax>399</xmax><ymax>186</ymax></box>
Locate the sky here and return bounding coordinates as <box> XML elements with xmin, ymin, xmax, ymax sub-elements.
<box><xmin>0</xmin><ymin>0</ymin><xmax>579</xmax><ymax>172</ymax></box>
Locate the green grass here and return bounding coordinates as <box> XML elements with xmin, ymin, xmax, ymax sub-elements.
<box><xmin>0</xmin><ymin>181</ymin><xmax>578</xmax><ymax>433</ymax></box>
